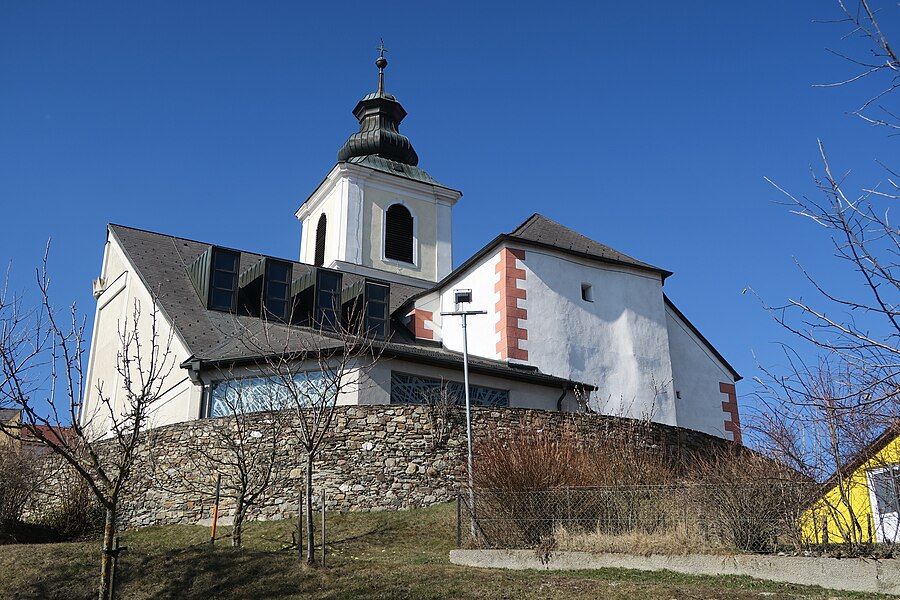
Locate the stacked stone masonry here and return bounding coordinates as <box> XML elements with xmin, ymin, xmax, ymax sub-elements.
<box><xmin>31</xmin><ymin>406</ymin><xmax>733</xmax><ymax>529</ymax></box>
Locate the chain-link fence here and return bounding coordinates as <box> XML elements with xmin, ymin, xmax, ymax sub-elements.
<box><xmin>458</xmin><ymin>482</ymin><xmax>830</xmax><ymax>554</ymax></box>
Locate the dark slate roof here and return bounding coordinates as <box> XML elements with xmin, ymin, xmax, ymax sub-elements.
<box><xmin>109</xmin><ymin>224</ymin><xmax>587</xmax><ymax>390</ymax></box>
<box><xmin>0</xmin><ymin>409</ymin><xmax>20</xmax><ymax>422</ymax></box>
<box><xmin>344</xmin><ymin>156</ymin><xmax>448</xmax><ymax>188</ymax></box>
<box><xmin>108</xmin><ymin>225</ymin><xmax>423</xmax><ymax>358</ymax></box>
<box><xmin>400</xmin><ymin>213</ymin><xmax>672</xmax><ymax>312</ymax></box>
<box><xmin>509</xmin><ymin>214</ymin><xmax>671</xmax><ymax>277</ymax></box>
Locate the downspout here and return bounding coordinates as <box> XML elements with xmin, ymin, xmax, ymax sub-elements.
<box><xmin>185</xmin><ymin>358</ymin><xmax>210</xmax><ymax>418</ymax></box>
<box><xmin>556</xmin><ymin>387</ymin><xmax>568</xmax><ymax>412</ymax></box>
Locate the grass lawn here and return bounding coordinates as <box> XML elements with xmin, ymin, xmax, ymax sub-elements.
<box><xmin>0</xmin><ymin>502</ymin><xmax>887</xmax><ymax>599</ymax></box>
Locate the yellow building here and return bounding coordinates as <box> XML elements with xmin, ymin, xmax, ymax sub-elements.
<box><xmin>0</xmin><ymin>408</ymin><xmax>21</xmax><ymax>451</ymax></box>
<box><xmin>804</xmin><ymin>423</ymin><xmax>900</xmax><ymax>545</ymax></box>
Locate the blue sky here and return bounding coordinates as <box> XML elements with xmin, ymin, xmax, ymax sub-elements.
<box><xmin>1</xmin><ymin>1</ymin><xmax>897</xmax><ymax>416</ymax></box>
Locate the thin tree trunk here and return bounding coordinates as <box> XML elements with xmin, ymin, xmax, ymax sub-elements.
<box><xmin>232</xmin><ymin>495</ymin><xmax>245</xmax><ymax>549</ymax></box>
<box><xmin>99</xmin><ymin>505</ymin><xmax>116</xmax><ymax>600</ymax></box>
<box><xmin>306</xmin><ymin>452</ymin><xmax>315</xmax><ymax>565</ymax></box>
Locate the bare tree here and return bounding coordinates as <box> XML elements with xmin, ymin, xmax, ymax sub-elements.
<box><xmin>420</xmin><ymin>379</ymin><xmax>460</xmax><ymax>451</ymax></box>
<box><xmin>228</xmin><ymin>309</ymin><xmax>381</xmax><ymax>565</ymax></box>
<box><xmin>817</xmin><ymin>0</ymin><xmax>899</xmax><ymax>131</ymax></box>
<box><xmin>752</xmin><ymin>0</ymin><xmax>900</xmax><ymax>546</ymax></box>
<box><xmin>152</xmin><ymin>372</ymin><xmax>291</xmax><ymax>548</ymax></box>
<box><xmin>0</xmin><ymin>252</ymin><xmax>175</xmax><ymax>600</ymax></box>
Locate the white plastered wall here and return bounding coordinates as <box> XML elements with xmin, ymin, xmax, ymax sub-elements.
<box><xmin>665</xmin><ymin>305</ymin><xmax>736</xmax><ymax>439</ymax></box>
<box><xmin>513</xmin><ymin>246</ymin><xmax>678</xmax><ymax>425</ymax></box>
<box><xmin>434</xmin><ymin>252</ymin><xmax>502</xmax><ymax>357</ymax></box>
<box><xmin>81</xmin><ymin>231</ymin><xmax>200</xmax><ymax>437</ymax></box>
<box><xmin>297</xmin><ymin>173</ymin><xmax>345</xmax><ymax>267</ymax></box>
<box><xmin>296</xmin><ymin>164</ymin><xmax>459</xmax><ymax>283</ymax></box>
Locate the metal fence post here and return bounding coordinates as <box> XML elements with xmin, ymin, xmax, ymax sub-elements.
<box><xmin>109</xmin><ymin>535</ymin><xmax>119</xmax><ymax>599</ymax></box>
<box><xmin>867</xmin><ymin>513</ymin><xmax>874</xmax><ymax>543</ymax></box>
<box><xmin>456</xmin><ymin>494</ymin><xmax>462</xmax><ymax>548</ymax></box>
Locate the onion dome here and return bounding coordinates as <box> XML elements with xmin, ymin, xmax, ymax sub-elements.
<box><xmin>337</xmin><ymin>45</ymin><xmax>419</xmax><ymax>166</ymax></box>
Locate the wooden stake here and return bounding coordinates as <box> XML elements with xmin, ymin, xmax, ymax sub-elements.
<box><xmin>210</xmin><ymin>473</ymin><xmax>222</xmax><ymax>545</ymax></box>
<box><xmin>298</xmin><ymin>485</ymin><xmax>303</xmax><ymax>561</ymax></box>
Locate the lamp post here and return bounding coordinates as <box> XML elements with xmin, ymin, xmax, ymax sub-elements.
<box><xmin>441</xmin><ymin>289</ymin><xmax>486</xmax><ymax>539</ymax></box>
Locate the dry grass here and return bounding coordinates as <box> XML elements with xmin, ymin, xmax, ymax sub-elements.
<box><xmin>0</xmin><ymin>502</ymin><xmax>873</xmax><ymax>600</ymax></box>
<box><xmin>553</xmin><ymin>525</ymin><xmax>725</xmax><ymax>557</ymax></box>
<box><xmin>473</xmin><ymin>419</ymin><xmax>676</xmax><ymax>492</ymax></box>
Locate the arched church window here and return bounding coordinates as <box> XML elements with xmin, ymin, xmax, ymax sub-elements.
<box><xmin>314</xmin><ymin>214</ymin><xmax>327</xmax><ymax>267</ymax></box>
<box><xmin>384</xmin><ymin>204</ymin><xmax>414</xmax><ymax>264</ymax></box>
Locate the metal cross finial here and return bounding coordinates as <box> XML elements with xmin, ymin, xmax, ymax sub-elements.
<box><xmin>375</xmin><ymin>39</ymin><xmax>388</xmax><ymax>94</ymax></box>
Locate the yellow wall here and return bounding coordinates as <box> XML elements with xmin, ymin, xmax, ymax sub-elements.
<box><xmin>802</xmin><ymin>435</ymin><xmax>900</xmax><ymax>544</ymax></box>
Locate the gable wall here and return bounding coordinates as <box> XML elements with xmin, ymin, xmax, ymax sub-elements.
<box><xmin>82</xmin><ymin>232</ymin><xmax>200</xmax><ymax>437</ymax></box>
<box><xmin>513</xmin><ymin>247</ymin><xmax>678</xmax><ymax>425</ymax></box>
<box><xmin>434</xmin><ymin>251</ymin><xmax>503</xmax><ymax>359</ymax></box>
<box><xmin>665</xmin><ymin>305</ymin><xmax>739</xmax><ymax>440</ymax></box>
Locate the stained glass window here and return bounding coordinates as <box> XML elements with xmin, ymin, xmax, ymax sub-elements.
<box><xmin>389</xmin><ymin>372</ymin><xmax>509</xmax><ymax>407</ymax></box>
<box><xmin>208</xmin><ymin>371</ymin><xmax>332</xmax><ymax>418</ymax></box>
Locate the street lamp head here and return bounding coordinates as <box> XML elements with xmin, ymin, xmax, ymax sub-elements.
<box><xmin>454</xmin><ymin>289</ymin><xmax>473</xmax><ymax>305</ymax></box>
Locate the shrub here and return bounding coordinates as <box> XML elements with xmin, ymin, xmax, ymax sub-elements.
<box><xmin>0</xmin><ymin>444</ymin><xmax>39</xmax><ymax>524</ymax></box>
<box><xmin>688</xmin><ymin>447</ymin><xmax>812</xmax><ymax>552</ymax></box>
<box><xmin>38</xmin><ymin>470</ymin><xmax>104</xmax><ymax>541</ymax></box>
<box><xmin>471</xmin><ymin>420</ymin><xmax>679</xmax><ymax>547</ymax></box>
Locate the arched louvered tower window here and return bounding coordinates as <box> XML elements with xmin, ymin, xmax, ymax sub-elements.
<box><xmin>314</xmin><ymin>214</ymin><xmax>327</xmax><ymax>267</ymax></box>
<box><xmin>384</xmin><ymin>204</ymin><xmax>414</xmax><ymax>264</ymax></box>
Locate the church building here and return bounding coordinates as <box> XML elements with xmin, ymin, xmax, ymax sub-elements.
<box><xmin>82</xmin><ymin>53</ymin><xmax>742</xmax><ymax>443</ymax></box>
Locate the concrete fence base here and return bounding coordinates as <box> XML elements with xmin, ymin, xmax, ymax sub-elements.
<box><xmin>449</xmin><ymin>549</ymin><xmax>900</xmax><ymax>596</ymax></box>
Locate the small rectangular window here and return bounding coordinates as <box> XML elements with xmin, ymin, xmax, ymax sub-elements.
<box><xmin>365</xmin><ymin>281</ymin><xmax>390</xmax><ymax>338</ymax></box>
<box><xmin>264</xmin><ymin>260</ymin><xmax>292</xmax><ymax>321</ymax></box>
<box><xmin>209</xmin><ymin>248</ymin><xmax>240</xmax><ymax>312</ymax></box>
<box><xmin>316</xmin><ymin>269</ymin><xmax>342</xmax><ymax>330</ymax></box>
<box><xmin>581</xmin><ymin>283</ymin><xmax>593</xmax><ymax>302</ymax></box>
<box><xmin>871</xmin><ymin>467</ymin><xmax>900</xmax><ymax>516</ymax></box>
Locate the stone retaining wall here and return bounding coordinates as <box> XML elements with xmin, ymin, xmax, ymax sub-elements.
<box><xmin>31</xmin><ymin>406</ymin><xmax>733</xmax><ymax>529</ymax></box>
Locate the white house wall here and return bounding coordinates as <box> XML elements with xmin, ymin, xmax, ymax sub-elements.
<box><xmin>361</xmin><ymin>183</ymin><xmax>438</xmax><ymax>282</ymax></box>
<box><xmin>82</xmin><ymin>232</ymin><xmax>199</xmax><ymax>436</ymax></box>
<box><xmin>665</xmin><ymin>304</ymin><xmax>738</xmax><ymax>441</ymax></box>
<box><xmin>297</xmin><ymin>170</ymin><xmax>346</xmax><ymax>267</ymax></box>
<box><xmin>406</xmin><ymin>243</ymin><xmax>680</xmax><ymax>425</ymax></box>
<box><xmin>296</xmin><ymin>164</ymin><xmax>459</xmax><ymax>283</ymax></box>
<box><xmin>436</xmin><ymin>252</ymin><xmax>502</xmax><ymax>359</ymax></box>
<box><xmin>519</xmin><ymin>247</ymin><xmax>677</xmax><ymax>424</ymax></box>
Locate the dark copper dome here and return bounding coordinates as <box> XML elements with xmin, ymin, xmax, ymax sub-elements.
<box><xmin>337</xmin><ymin>53</ymin><xmax>419</xmax><ymax>166</ymax></box>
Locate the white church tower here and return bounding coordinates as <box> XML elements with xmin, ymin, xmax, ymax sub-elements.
<box><xmin>296</xmin><ymin>49</ymin><xmax>461</xmax><ymax>285</ymax></box>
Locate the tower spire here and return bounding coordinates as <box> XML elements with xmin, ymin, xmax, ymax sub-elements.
<box><xmin>337</xmin><ymin>44</ymin><xmax>419</xmax><ymax>166</ymax></box>
<box><xmin>376</xmin><ymin>38</ymin><xmax>388</xmax><ymax>95</ymax></box>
